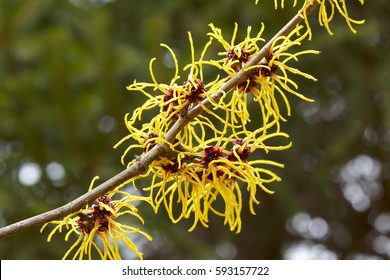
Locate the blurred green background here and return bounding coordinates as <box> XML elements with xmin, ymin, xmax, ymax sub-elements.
<box><xmin>0</xmin><ymin>0</ymin><xmax>389</xmax><ymax>259</ymax></box>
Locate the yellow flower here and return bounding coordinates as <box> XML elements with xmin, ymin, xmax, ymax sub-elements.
<box><xmin>125</xmin><ymin>42</ymin><xmax>182</xmax><ymax>125</ymax></box>
<box><xmin>115</xmin><ymin>32</ymin><xmax>234</xmax><ymax>166</ymax></box>
<box><xmin>314</xmin><ymin>0</ymin><xmax>365</xmax><ymax>35</ymax></box>
<box><xmin>114</xmin><ymin>112</ymin><xmax>174</xmax><ymax>166</ymax></box>
<box><xmin>240</xmin><ymin>24</ymin><xmax>319</xmax><ymax>128</ymax></box>
<box><xmin>142</xmin><ymin>128</ymin><xmax>291</xmax><ymax>233</ymax></box>
<box><xmin>208</xmin><ymin>23</ymin><xmax>318</xmax><ymax>132</ymax></box>
<box><xmin>41</xmin><ymin>177</ymin><xmax>152</xmax><ymax>260</ymax></box>
<box><xmin>256</xmin><ymin>0</ymin><xmax>365</xmax><ymax>38</ymax></box>
<box><xmin>204</xmin><ymin>22</ymin><xmax>270</xmax><ymax>131</ymax></box>
<box><xmin>207</xmin><ymin>22</ymin><xmax>265</xmax><ymax>75</ymax></box>
<box><xmin>126</xmin><ymin>32</ymin><xmax>228</xmax><ymax>122</ymax></box>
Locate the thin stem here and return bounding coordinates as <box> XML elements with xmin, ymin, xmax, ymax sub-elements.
<box><xmin>0</xmin><ymin>1</ymin><xmax>318</xmax><ymax>239</ymax></box>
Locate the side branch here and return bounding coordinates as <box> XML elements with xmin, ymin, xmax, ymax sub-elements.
<box><xmin>0</xmin><ymin>1</ymin><xmax>318</xmax><ymax>239</ymax></box>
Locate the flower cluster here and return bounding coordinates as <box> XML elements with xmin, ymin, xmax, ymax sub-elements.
<box><xmin>115</xmin><ymin>33</ymin><xmax>230</xmax><ymax>166</ymax></box>
<box><xmin>206</xmin><ymin>23</ymin><xmax>319</xmax><ymax>132</ymax></box>
<box><xmin>115</xmin><ymin>19</ymin><xmax>320</xmax><ymax>233</ymax></box>
<box><xmin>42</xmin><ymin>0</ymin><xmax>365</xmax><ymax>259</ymax></box>
<box><xmin>142</xmin><ymin>130</ymin><xmax>291</xmax><ymax>233</ymax></box>
<box><xmin>41</xmin><ymin>177</ymin><xmax>152</xmax><ymax>260</ymax></box>
<box><xmin>113</xmin><ymin>0</ymin><xmax>364</xmax><ymax>234</ymax></box>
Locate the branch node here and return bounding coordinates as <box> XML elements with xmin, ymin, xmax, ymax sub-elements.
<box><xmin>135</xmin><ymin>155</ymin><xmax>146</xmax><ymax>173</ymax></box>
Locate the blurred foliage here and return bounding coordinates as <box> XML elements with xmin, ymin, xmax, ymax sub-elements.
<box><xmin>0</xmin><ymin>0</ymin><xmax>389</xmax><ymax>259</ymax></box>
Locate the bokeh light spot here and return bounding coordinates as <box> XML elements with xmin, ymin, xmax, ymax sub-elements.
<box><xmin>18</xmin><ymin>162</ymin><xmax>42</xmax><ymax>186</ymax></box>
